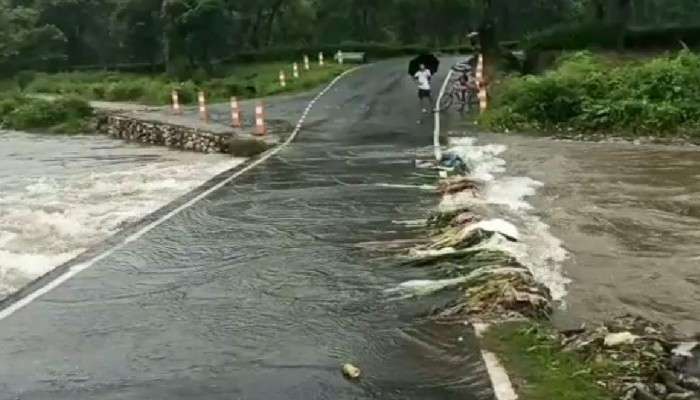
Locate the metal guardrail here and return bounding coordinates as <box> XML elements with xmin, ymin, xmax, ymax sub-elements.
<box><xmin>336</xmin><ymin>52</ymin><xmax>367</xmax><ymax>63</ymax></box>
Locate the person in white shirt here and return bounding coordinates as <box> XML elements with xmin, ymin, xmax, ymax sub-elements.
<box><xmin>413</xmin><ymin>64</ymin><xmax>432</xmax><ymax>113</ymax></box>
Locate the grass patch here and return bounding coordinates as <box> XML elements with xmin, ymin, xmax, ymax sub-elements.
<box><xmin>10</xmin><ymin>62</ymin><xmax>350</xmax><ymax>106</ymax></box>
<box><xmin>481</xmin><ymin>322</ymin><xmax>617</xmax><ymax>400</ymax></box>
<box><xmin>480</xmin><ymin>50</ymin><xmax>700</xmax><ymax>137</ymax></box>
<box><xmin>0</xmin><ymin>95</ymin><xmax>93</xmax><ymax>133</ymax></box>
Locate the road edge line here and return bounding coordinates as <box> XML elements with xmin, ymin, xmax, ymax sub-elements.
<box><xmin>434</xmin><ymin>69</ymin><xmax>453</xmax><ymax>162</ymax></box>
<box><xmin>474</xmin><ymin>323</ymin><xmax>519</xmax><ymax>400</ymax></box>
<box><xmin>0</xmin><ymin>66</ymin><xmax>361</xmax><ymax>322</ymax></box>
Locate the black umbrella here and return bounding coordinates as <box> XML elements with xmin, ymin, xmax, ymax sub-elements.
<box><xmin>408</xmin><ymin>54</ymin><xmax>439</xmax><ymax>76</ymax></box>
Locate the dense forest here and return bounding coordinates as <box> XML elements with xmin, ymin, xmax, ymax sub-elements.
<box><xmin>2</xmin><ymin>0</ymin><xmax>700</xmax><ymax>77</ymax></box>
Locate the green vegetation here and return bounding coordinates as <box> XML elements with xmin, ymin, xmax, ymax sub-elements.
<box><xmin>0</xmin><ymin>0</ymin><xmax>488</xmax><ymax>78</ymax></box>
<box><xmin>4</xmin><ymin>0</ymin><xmax>700</xmax><ymax>137</ymax></box>
<box><xmin>0</xmin><ymin>95</ymin><xmax>93</xmax><ymax>134</ymax></box>
<box><xmin>481</xmin><ymin>322</ymin><xmax>616</xmax><ymax>400</ymax></box>
<box><xmin>525</xmin><ymin>23</ymin><xmax>700</xmax><ymax>52</ymax></box>
<box><xmin>17</xmin><ymin>62</ymin><xmax>349</xmax><ymax>105</ymax></box>
<box><xmin>480</xmin><ymin>51</ymin><xmax>700</xmax><ymax>137</ymax></box>
<box><xmin>0</xmin><ymin>61</ymin><xmax>349</xmax><ymax>134</ymax></box>
<box><xmin>8</xmin><ymin>0</ymin><xmax>699</xmax><ymax>77</ymax></box>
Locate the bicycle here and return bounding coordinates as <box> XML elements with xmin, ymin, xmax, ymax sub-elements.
<box><xmin>437</xmin><ymin>78</ymin><xmax>478</xmax><ymax>112</ymax></box>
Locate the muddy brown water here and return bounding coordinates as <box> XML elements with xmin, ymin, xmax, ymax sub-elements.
<box><xmin>481</xmin><ymin>133</ymin><xmax>700</xmax><ymax>335</ymax></box>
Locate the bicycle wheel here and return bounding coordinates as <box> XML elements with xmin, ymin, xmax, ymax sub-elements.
<box><xmin>437</xmin><ymin>92</ymin><xmax>455</xmax><ymax>112</ymax></box>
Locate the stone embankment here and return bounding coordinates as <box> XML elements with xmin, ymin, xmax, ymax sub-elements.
<box><xmin>98</xmin><ymin>114</ymin><xmax>229</xmax><ymax>153</ymax></box>
<box><xmin>94</xmin><ymin>108</ymin><xmax>284</xmax><ymax>156</ymax></box>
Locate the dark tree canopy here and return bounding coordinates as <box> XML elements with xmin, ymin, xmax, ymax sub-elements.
<box><xmin>1</xmin><ymin>0</ymin><xmax>698</xmax><ymax>76</ymax></box>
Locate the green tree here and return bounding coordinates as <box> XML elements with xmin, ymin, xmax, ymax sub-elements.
<box><xmin>33</xmin><ymin>0</ymin><xmax>113</xmax><ymax>65</ymax></box>
<box><xmin>161</xmin><ymin>0</ymin><xmax>233</xmax><ymax>77</ymax></box>
<box><xmin>0</xmin><ymin>0</ymin><xmax>66</xmax><ymax>74</ymax></box>
<box><xmin>111</xmin><ymin>0</ymin><xmax>163</xmax><ymax>67</ymax></box>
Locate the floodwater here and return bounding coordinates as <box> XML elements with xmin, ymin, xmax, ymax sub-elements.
<box><xmin>0</xmin><ymin>130</ymin><xmax>244</xmax><ymax>298</ymax></box>
<box><xmin>484</xmin><ymin>133</ymin><xmax>700</xmax><ymax>335</ymax></box>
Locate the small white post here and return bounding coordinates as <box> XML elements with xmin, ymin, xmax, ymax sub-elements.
<box><xmin>337</xmin><ymin>50</ymin><xmax>344</xmax><ymax>64</ymax></box>
<box><xmin>319</xmin><ymin>52</ymin><xmax>325</xmax><ymax>66</ymax></box>
<box><xmin>279</xmin><ymin>70</ymin><xmax>287</xmax><ymax>88</ymax></box>
<box><xmin>293</xmin><ymin>63</ymin><xmax>300</xmax><ymax>79</ymax></box>
<box><xmin>304</xmin><ymin>55</ymin><xmax>310</xmax><ymax>70</ymax></box>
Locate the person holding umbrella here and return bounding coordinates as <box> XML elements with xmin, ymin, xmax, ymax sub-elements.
<box><xmin>414</xmin><ymin>64</ymin><xmax>433</xmax><ymax>113</ymax></box>
<box><xmin>409</xmin><ymin>54</ymin><xmax>440</xmax><ymax>117</ymax></box>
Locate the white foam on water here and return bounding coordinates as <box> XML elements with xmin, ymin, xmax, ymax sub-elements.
<box><xmin>470</xmin><ymin>228</ymin><xmax>569</xmax><ymax>300</ymax></box>
<box><xmin>483</xmin><ymin>177</ymin><xmax>543</xmax><ymax>211</ymax></box>
<box><xmin>0</xmin><ymin>131</ymin><xmax>245</xmax><ymax>298</ymax></box>
<box><xmin>469</xmin><ymin>219</ymin><xmax>520</xmax><ymax>241</ymax></box>
<box><xmin>448</xmin><ymin>137</ymin><xmax>507</xmax><ymax>181</ymax></box>
<box><xmin>393</xmin><ymin>219</ymin><xmax>428</xmax><ymax>227</ymax></box>
<box><xmin>409</xmin><ymin>247</ymin><xmax>456</xmax><ymax>258</ymax></box>
<box><xmin>375</xmin><ymin>183</ymin><xmax>436</xmax><ymax>191</ymax></box>
<box><xmin>441</xmin><ymin>136</ymin><xmax>570</xmax><ymax>301</ymax></box>
<box><xmin>385</xmin><ymin>276</ymin><xmax>469</xmax><ymax>299</ymax></box>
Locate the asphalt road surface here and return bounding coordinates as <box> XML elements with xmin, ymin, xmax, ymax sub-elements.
<box><xmin>0</xmin><ymin>59</ymin><xmax>496</xmax><ymax>400</ymax></box>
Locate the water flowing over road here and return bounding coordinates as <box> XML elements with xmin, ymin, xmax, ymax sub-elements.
<box><xmin>0</xmin><ymin>61</ymin><xmax>496</xmax><ymax>399</ymax></box>
<box><xmin>481</xmin><ymin>133</ymin><xmax>700</xmax><ymax>335</ymax></box>
<box><xmin>0</xmin><ymin>132</ymin><xmax>244</xmax><ymax>297</ymax></box>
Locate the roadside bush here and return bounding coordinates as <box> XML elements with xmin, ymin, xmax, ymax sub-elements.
<box><xmin>16</xmin><ymin>71</ymin><xmax>36</xmax><ymax>91</ymax></box>
<box><xmin>54</xmin><ymin>96</ymin><xmax>93</xmax><ymax>118</ymax></box>
<box><xmin>5</xmin><ymin>98</ymin><xmax>63</xmax><ymax>129</ymax></box>
<box><xmin>0</xmin><ymin>95</ymin><xmax>93</xmax><ymax>133</ymax></box>
<box><xmin>11</xmin><ymin>60</ymin><xmax>349</xmax><ymax>107</ymax></box>
<box><xmin>105</xmin><ymin>81</ymin><xmax>145</xmax><ymax>101</ymax></box>
<box><xmin>480</xmin><ymin>51</ymin><xmax>700</xmax><ymax>136</ymax></box>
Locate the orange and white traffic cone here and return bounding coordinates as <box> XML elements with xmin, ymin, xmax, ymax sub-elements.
<box><xmin>478</xmin><ymin>82</ymin><xmax>488</xmax><ymax>112</ymax></box>
<box><xmin>172</xmin><ymin>90</ymin><xmax>181</xmax><ymax>115</ymax></box>
<box><xmin>255</xmin><ymin>101</ymin><xmax>266</xmax><ymax>136</ymax></box>
<box><xmin>198</xmin><ymin>91</ymin><xmax>209</xmax><ymax>122</ymax></box>
<box><xmin>230</xmin><ymin>97</ymin><xmax>242</xmax><ymax>128</ymax></box>
<box><xmin>476</xmin><ymin>54</ymin><xmax>488</xmax><ymax>112</ymax></box>
<box><xmin>476</xmin><ymin>54</ymin><xmax>484</xmax><ymax>83</ymax></box>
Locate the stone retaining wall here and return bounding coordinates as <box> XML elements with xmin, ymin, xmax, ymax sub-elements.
<box><xmin>97</xmin><ymin>114</ymin><xmax>229</xmax><ymax>154</ymax></box>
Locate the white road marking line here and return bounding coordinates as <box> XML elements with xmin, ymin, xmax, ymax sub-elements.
<box><xmin>0</xmin><ymin>67</ymin><xmax>360</xmax><ymax>322</ymax></box>
<box><xmin>473</xmin><ymin>323</ymin><xmax>519</xmax><ymax>400</ymax></box>
<box><xmin>434</xmin><ymin>69</ymin><xmax>454</xmax><ymax>161</ymax></box>
<box><xmin>481</xmin><ymin>350</ymin><xmax>519</xmax><ymax>400</ymax></box>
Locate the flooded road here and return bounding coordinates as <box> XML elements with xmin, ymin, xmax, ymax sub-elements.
<box><xmin>0</xmin><ymin>61</ymin><xmax>495</xmax><ymax>399</ymax></box>
<box><xmin>484</xmin><ymin>133</ymin><xmax>700</xmax><ymax>335</ymax></box>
